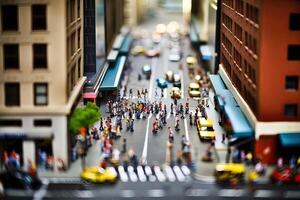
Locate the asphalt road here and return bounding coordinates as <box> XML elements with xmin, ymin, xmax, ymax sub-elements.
<box><xmin>5</xmin><ymin>179</ymin><xmax>300</xmax><ymax>200</ymax></box>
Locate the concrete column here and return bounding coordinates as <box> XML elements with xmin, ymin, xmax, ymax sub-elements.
<box><xmin>22</xmin><ymin>141</ymin><xmax>36</xmax><ymax>170</ymax></box>
<box><xmin>52</xmin><ymin>116</ymin><xmax>68</xmax><ymax>171</ymax></box>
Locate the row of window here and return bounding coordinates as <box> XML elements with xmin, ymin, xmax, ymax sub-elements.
<box><xmin>67</xmin><ymin>0</ymin><xmax>81</xmax><ymax>26</ymax></box>
<box><xmin>2</xmin><ymin>5</ymin><xmax>46</xmax><ymax>31</ymax></box>
<box><xmin>3</xmin><ymin>44</ymin><xmax>47</xmax><ymax>70</ymax></box>
<box><xmin>222</xmin><ymin>13</ymin><xmax>233</xmax><ymax>32</ymax></box>
<box><xmin>0</xmin><ymin>119</ymin><xmax>52</xmax><ymax>127</ymax></box>
<box><xmin>244</xmin><ymin>31</ymin><xmax>257</xmax><ymax>55</ymax></box>
<box><xmin>245</xmin><ymin>3</ymin><xmax>259</xmax><ymax>25</ymax></box>
<box><xmin>244</xmin><ymin>60</ymin><xmax>256</xmax><ymax>85</ymax></box>
<box><xmin>4</xmin><ymin>83</ymin><xmax>48</xmax><ymax>107</ymax></box>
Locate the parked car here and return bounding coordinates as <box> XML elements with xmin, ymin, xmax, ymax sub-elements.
<box><xmin>142</xmin><ymin>64</ymin><xmax>151</xmax><ymax>79</ymax></box>
<box><xmin>156</xmin><ymin>78</ymin><xmax>168</xmax><ymax>89</ymax></box>
<box><xmin>271</xmin><ymin>166</ymin><xmax>300</xmax><ymax>184</ymax></box>
<box><xmin>173</xmin><ymin>73</ymin><xmax>181</xmax><ymax>88</ymax></box>
<box><xmin>186</xmin><ymin>55</ymin><xmax>196</xmax><ymax>65</ymax></box>
<box><xmin>81</xmin><ymin>166</ymin><xmax>118</xmax><ymax>183</ymax></box>
<box><xmin>168</xmin><ymin>48</ymin><xmax>181</xmax><ymax>62</ymax></box>
<box><xmin>165</xmin><ymin>70</ymin><xmax>174</xmax><ymax>82</ymax></box>
<box><xmin>0</xmin><ymin>169</ymin><xmax>42</xmax><ymax>190</ymax></box>
<box><xmin>131</xmin><ymin>45</ymin><xmax>145</xmax><ymax>56</ymax></box>
<box><xmin>145</xmin><ymin>48</ymin><xmax>160</xmax><ymax>57</ymax></box>
<box><xmin>215</xmin><ymin>163</ymin><xmax>245</xmax><ymax>183</ymax></box>
<box><xmin>188</xmin><ymin>82</ymin><xmax>201</xmax><ymax>98</ymax></box>
<box><xmin>169</xmin><ymin>87</ymin><xmax>181</xmax><ymax>99</ymax></box>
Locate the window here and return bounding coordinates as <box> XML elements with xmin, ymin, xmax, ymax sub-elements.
<box><xmin>290</xmin><ymin>13</ymin><xmax>300</xmax><ymax>31</ymax></box>
<box><xmin>78</xmin><ymin>57</ymin><xmax>81</xmax><ymax>78</ymax></box>
<box><xmin>0</xmin><ymin>119</ymin><xmax>22</xmax><ymax>127</ymax></box>
<box><xmin>286</xmin><ymin>76</ymin><xmax>299</xmax><ymax>90</ymax></box>
<box><xmin>34</xmin><ymin>83</ymin><xmax>48</xmax><ymax>106</ymax></box>
<box><xmin>288</xmin><ymin>45</ymin><xmax>300</xmax><ymax>60</ymax></box>
<box><xmin>284</xmin><ymin>104</ymin><xmax>298</xmax><ymax>117</ymax></box>
<box><xmin>77</xmin><ymin>28</ymin><xmax>81</xmax><ymax>49</ymax></box>
<box><xmin>34</xmin><ymin>119</ymin><xmax>52</xmax><ymax>127</ymax></box>
<box><xmin>1</xmin><ymin>5</ymin><xmax>18</xmax><ymax>31</ymax></box>
<box><xmin>71</xmin><ymin>32</ymin><xmax>76</xmax><ymax>55</ymax></box>
<box><xmin>5</xmin><ymin>83</ymin><xmax>20</xmax><ymax>106</ymax></box>
<box><xmin>77</xmin><ymin>0</ymin><xmax>80</xmax><ymax>18</ymax></box>
<box><xmin>33</xmin><ymin>44</ymin><xmax>47</xmax><ymax>69</ymax></box>
<box><xmin>32</xmin><ymin>4</ymin><xmax>46</xmax><ymax>30</ymax></box>
<box><xmin>3</xmin><ymin>44</ymin><xmax>19</xmax><ymax>69</ymax></box>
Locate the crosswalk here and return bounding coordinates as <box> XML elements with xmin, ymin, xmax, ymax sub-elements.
<box><xmin>116</xmin><ymin>165</ymin><xmax>191</xmax><ymax>183</ymax></box>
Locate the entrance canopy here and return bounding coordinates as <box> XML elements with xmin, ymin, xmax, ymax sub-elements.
<box><xmin>100</xmin><ymin>56</ymin><xmax>126</xmax><ymax>91</ymax></box>
<box><xmin>209</xmin><ymin>74</ymin><xmax>226</xmax><ymax>95</ymax></box>
<box><xmin>279</xmin><ymin>133</ymin><xmax>300</xmax><ymax>147</ymax></box>
<box><xmin>224</xmin><ymin>106</ymin><xmax>253</xmax><ymax>138</ymax></box>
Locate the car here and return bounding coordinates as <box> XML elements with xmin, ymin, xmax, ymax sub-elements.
<box><xmin>169</xmin><ymin>87</ymin><xmax>181</xmax><ymax>99</ymax></box>
<box><xmin>215</xmin><ymin>163</ymin><xmax>245</xmax><ymax>183</ymax></box>
<box><xmin>198</xmin><ymin>126</ymin><xmax>215</xmax><ymax>141</ymax></box>
<box><xmin>81</xmin><ymin>166</ymin><xmax>118</xmax><ymax>183</ymax></box>
<box><xmin>197</xmin><ymin>117</ymin><xmax>213</xmax><ymax>128</ymax></box>
<box><xmin>145</xmin><ymin>48</ymin><xmax>160</xmax><ymax>57</ymax></box>
<box><xmin>131</xmin><ymin>45</ymin><xmax>145</xmax><ymax>56</ymax></box>
<box><xmin>188</xmin><ymin>82</ymin><xmax>201</xmax><ymax>98</ymax></box>
<box><xmin>0</xmin><ymin>169</ymin><xmax>42</xmax><ymax>190</ymax></box>
<box><xmin>194</xmin><ymin>74</ymin><xmax>201</xmax><ymax>84</ymax></box>
<box><xmin>186</xmin><ymin>55</ymin><xmax>196</xmax><ymax>65</ymax></box>
<box><xmin>271</xmin><ymin>166</ymin><xmax>300</xmax><ymax>184</ymax></box>
<box><xmin>173</xmin><ymin>73</ymin><xmax>181</xmax><ymax>88</ymax></box>
<box><xmin>168</xmin><ymin>48</ymin><xmax>181</xmax><ymax>62</ymax></box>
<box><xmin>142</xmin><ymin>64</ymin><xmax>151</xmax><ymax>79</ymax></box>
<box><xmin>156</xmin><ymin>78</ymin><xmax>168</xmax><ymax>89</ymax></box>
<box><xmin>165</xmin><ymin>70</ymin><xmax>174</xmax><ymax>82</ymax></box>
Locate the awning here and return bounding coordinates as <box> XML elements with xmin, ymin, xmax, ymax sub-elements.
<box><xmin>113</xmin><ymin>34</ymin><xmax>125</xmax><ymax>50</ymax></box>
<box><xmin>209</xmin><ymin>74</ymin><xmax>226</xmax><ymax>95</ymax></box>
<box><xmin>218</xmin><ymin>89</ymin><xmax>238</xmax><ymax>109</ymax></box>
<box><xmin>224</xmin><ymin>106</ymin><xmax>253</xmax><ymax>138</ymax></box>
<box><xmin>0</xmin><ymin>132</ymin><xmax>54</xmax><ymax>139</ymax></box>
<box><xmin>279</xmin><ymin>133</ymin><xmax>300</xmax><ymax>147</ymax></box>
<box><xmin>100</xmin><ymin>56</ymin><xmax>126</xmax><ymax>91</ymax></box>
<box><xmin>119</xmin><ymin>35</ymin><xmax>133</xmax><ymax>54</ymax></box>
<box><xmin>83</xmin><ymin>92</ymin><xmax>97</xmax><ymax>99</ymax></box>
<box><xmin>200</xmin><ymin>45</ymin><xmax>213</xmax><ymax>61</ymax></box>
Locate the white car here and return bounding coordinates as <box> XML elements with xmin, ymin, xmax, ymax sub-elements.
<box><xmin>173</xmin><ymin>73</ymin><xmax>181</xmax><ymax>88</ymax></box>
<box><xmin>168</xmin><ymin>48</ymin><xmax>181</xmax><ymax>62</ymax></box>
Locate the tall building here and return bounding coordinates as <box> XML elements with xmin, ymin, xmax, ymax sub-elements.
<box><xmin>211</xmin><ymin>0</ymin><xmax>300</xmax><ymax>164</ymax></box>
<box><xmin>0</xmin><ymin>0</ymin><xmax>85</xmax><ymax>170</ymax></box>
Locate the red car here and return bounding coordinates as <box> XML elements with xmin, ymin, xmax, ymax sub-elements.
<box><xmin>271</xmin><ymin>166</ymin><xmax>300</xmax><ymax>184</ymax></box>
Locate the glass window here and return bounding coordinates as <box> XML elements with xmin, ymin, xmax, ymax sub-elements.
<box><xmin>34</xmin><ymin>83</ymin><xmax>48</xmax><ymax>106</ymax></box>
<box><xmin>33</xmin><ymin>44</ymin><xmax>47</xmax><ymax>69</ymax></box>
<box><xmin>284</xmin><ymin>104</ymin><xmax>298</xmax><ymax>117</ymax></box>
<box><xmin>1</xmin><ymin>5</ymin><xmax>18</xmax><ymax>31</ymax></box>
<box><xmin>3</xmin><ymin>44</ymin><xmax>19</xmax><ymax>69</ymax></box>
<box><xmin>289</xmin><ymin>13</ymin><xmax>300</xmax><ymax>31</ymax></box>
<box><xmin>34</xmin><ymin>119</ymin><xmax>52</xmax><ymax>127</ymax></box>
<box><xmin>288</xmin><ymin>45</ymin><xmax>300</xmax><ymax>60</ymax></box>
<box><xmin>0</xmin><ymin>119</ymin><xmax>22</xmax><ymax>127</ymax></box>
<box><xmin>5</xmin><ymin>83</ymin><xmax>20</xmax><ymax>106</ymax></box>
<box><xmin>96</xmin><ymin>0</ymin><xmax>105</xmax><ymax>69</ymax></box>
<box><xmin>32</xmin><ymin>4</ymin><xmax>47</xmax><ymax>30</ymax></box>
<box><xmin>285</xmin><ymin>76</ymin><xmax>299</xmax><ymax>90</ymax></box>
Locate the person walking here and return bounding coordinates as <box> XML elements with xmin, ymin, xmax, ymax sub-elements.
<box><xmin>122</xmin><ymin>138</ymin><xmax>127</xmax><ymax>154</ymax></box>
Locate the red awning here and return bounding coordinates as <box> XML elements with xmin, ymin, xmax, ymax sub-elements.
<box><xmin>83</xmin><ymin>92</ymin><xmax>97</xmax><ymax>99</ymax></box>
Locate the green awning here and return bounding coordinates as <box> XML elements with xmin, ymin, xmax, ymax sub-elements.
<box><xmin>279</xmin><ymin>133</ymin><xmax>300</xmax><ymax>147</ymax></box>
<box><xmin>100</xmin><ymin>56</ymin><xmax>126</xmax><ymax>91</ymax></box>
<box><xmin>119</xmin><ymin>35</ymin><xmax>133</xmax><ymax>54</ymax></box>
<box><xmin>209</xmin><ymin>74</ymin><xmax>226</xmax><ymax>95</ymax></box>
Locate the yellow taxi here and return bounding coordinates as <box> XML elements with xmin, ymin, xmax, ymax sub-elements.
<box><xmin>188</xmin><ymin>83</ymin><xmax>201</xmax><ymax>98</ymax></box>
<box><xmin>186</xmin><ymin>55</ymin><xmax>196</xmax><ymax>65</ymax></box>
<box><xmin>131</xmin><ymin>45</ymin><xmax>145</xmax><ymax>56</ymax></box>
<box><xmin>81</xmin><ymin>166</ymin><xmax>118</xmax><ymax>183</ymax></box>
<box><xmin>169</xmin><ymin>87</ymin><xmax>181</xmax><ymax>99</ymax></box>
<box><xmin>165</xmin><ymin>70</ymin><xmax>174</xmax><ymax>82</ymax></box>
<box><xmin>197</xmin><ymin>118</ymin><xmax>215</xmax><ymax>140</ymax></box>
<box><xmin>215</xmin><ymin>163</ymin><xmax>245</xmax><ymax>183</ymax></box>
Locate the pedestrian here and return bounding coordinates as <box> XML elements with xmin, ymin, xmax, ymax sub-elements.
<box><xmin>222</xmin><ymin>133</ymin><xmax>226</xmax><ymax>144</ymax></box>
<box><xmin>161</xmin><ymin>88</ymin><xmax>164</xmax><ymax>98</ymax></box>
<box><xmin>130</xmin><ymin>118</ymin><xmax>134</xmax><ymax>132</ymax></box>
<box><xmin>155</xmin><ymin>87</ymin><xmax>158</xmax><ymax>98</ymax></box>
<box><xmin>122</xmin><ymin>138</ymin><xmax>127</xmax><ymax>154</ymax></box>
<box><xmin>189</xmin><ymin>112</ymin><xmax>193</xmax><ymax>126</ymax></box>
<box><xmin>170</xmin><ymin>103</ymin><xmax>174</xmax><ymax>114</ymax></box>
<box><xmin>277</xmin><ymin>157</ymin><xmax>283</xmax><ymax>169</ymax></box>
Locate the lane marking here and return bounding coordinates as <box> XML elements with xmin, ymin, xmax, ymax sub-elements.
<box><xmin>120</xmin><ymin>190</ymin><xmax>135</xmax><ymax>198</ymax></box>
<box><xmin>164</xmin><ymin>165</ymin><xmax>176</xmax><ymax>182</ymax></box>
<box><xmin>184</xmin><ymin>118</ymin><xmax>190</xmax><ymax>141</ymax></box>
<box><xmin>154</xmin><ymin>166</ymin><xmax>166</xmax><ymax>182</ymax></box>
<box><xmin>141</xmin><ymin>113</ymin><xmax>152</xmax><ymax>164</ymax></box>
<box><xmin>74</xmin><ymin>190</ymin><xmax>95</xmax><ymax>198</ymax></box>
<box><xmin>218</xmin><ymin>189</ymin><xmax>246</xmax><ymax>197</ymax></box>
<box><xmin>118</xmin><ymin>166</ymin><xmax>129</xmax><ymax>182</ymax></box>
<box><xmin>254</xmin><ymin>190</ymin><xmax>280</xmax><ymax>198</ymax></box>
<box><xmin>173</xmin><ymin>165</ymin><xmax>185</xmax><ymax>182</ymax></box>
<box><xmin>147</xmin><ymin>189</ymin><xmax>166</xmax><ymax>198</ymax></box>
<box><xmin>185</xmin><ymin>189</ymin><xmax>209</xmax><ymax>197</ymax></box>
<box><xmin>164</xmin><ymin>89</ymin><xmax>167</xmax><ymax>99</ymax></box>
<box><xmin>33</xmin><ymin>179</ymin><xmax>49</xmax><ymax>200</ymax></box>
<box><xmin>285</xmin><ymin>191</ymin><xmax>300</xmax><ymax>199</ymax></box>
<box><xmin>181</xmin><ymin>165</ymin><xmax>191</xmax><ymax>176</ymax></box>
<box><xmin>137</xmin><ymin>166</ymin><xmax>147</xmax><ymax>182</ymax></box>
<box><xmin>149</xmin><ymin>57</ymin><xmax>158</xmax><ymax>100</ymax></box>
<box><xmin>167</xmin><ymin>111</ymin><xmax>171</xmax><ymax>119</ymax></box>
<box><xmin>145</xmin><ymin>165</ymin><xmax>156</xmax><ymax>182</ymax></box>
<box><xmin>128</xmin><ymin>166</ymin><xmax>138</xmax><ymax>182</ymax></box>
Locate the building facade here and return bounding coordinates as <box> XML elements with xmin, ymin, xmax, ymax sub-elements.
<box><xmin>0</xmin><ymin>0</ymin><xmax>85</xmax><ymax>170</ymax></box>
<box><xmin>217</xmin><ymin>0</ymin><xmax>300</xmax><ymax>164</ymax></box>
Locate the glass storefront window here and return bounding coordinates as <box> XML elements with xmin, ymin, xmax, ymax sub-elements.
<box><xmin>96</xmin><ymin>0</ymin><xmax>105</xmax><ymax>70</ymax></box>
